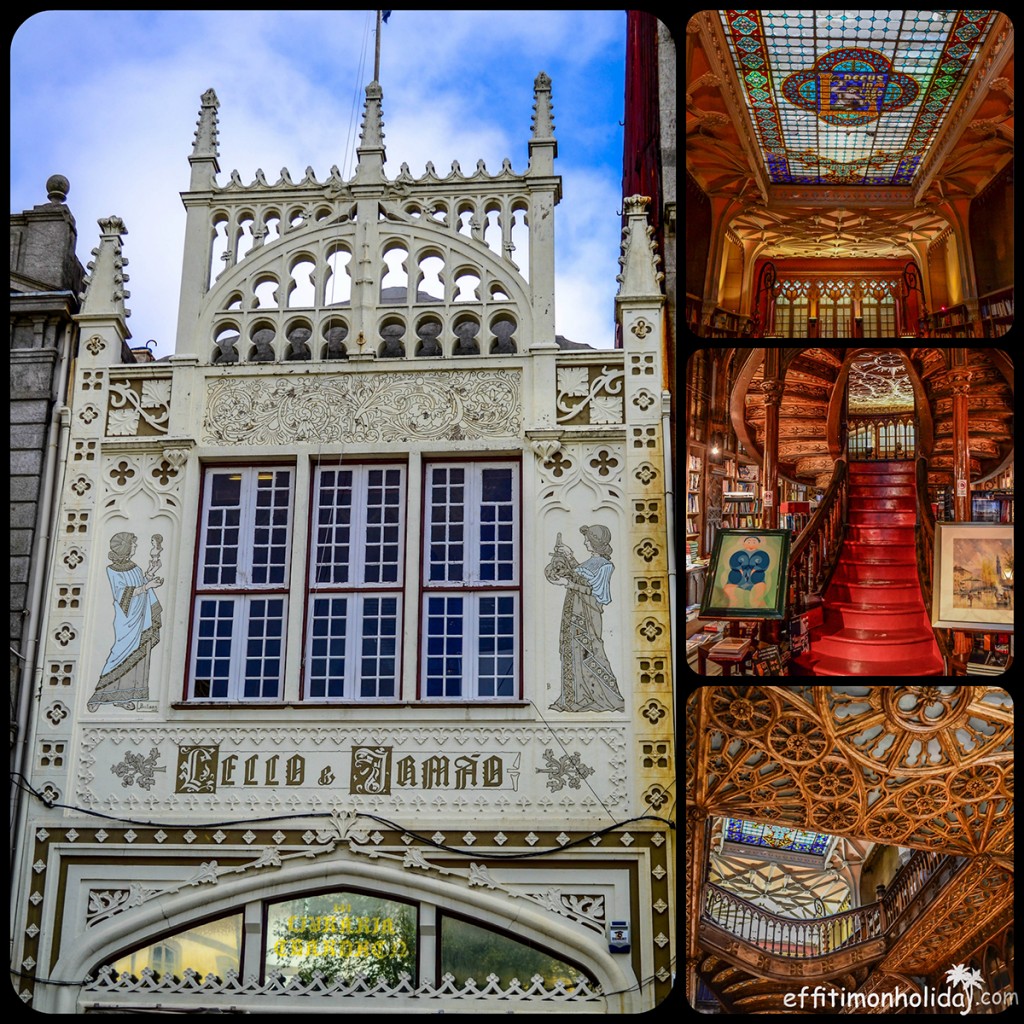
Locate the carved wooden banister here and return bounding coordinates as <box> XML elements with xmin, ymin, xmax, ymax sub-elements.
<box><xmin>701</xmin><ymin>848</ymin><xmax>960</xmax><ymax>966</ymax></box>
<box><xmin>881</xmin><ymin>848</ymin><xmax>946</xmax><ymax>925</ymax></box>
<box><xmin>915</xmin><ymin>455</ymin><xmax>955</xmax><ymax>673</ymax></box>
<box><xmin>701</xmin><ymin>881</ymin><xmax>882</xmax><ymax>960</ymax></box>
<box><xmin>789</xmin><ymin>458</ymin><xmax>848</xmax><ymax>614</ymax></box>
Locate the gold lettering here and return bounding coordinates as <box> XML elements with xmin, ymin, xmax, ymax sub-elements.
<box><xmin>322</xmin><ymin>938</ymin><xmax>336</xmax><ymax>956</ymax></box>
<box><xmin>274</xmin><ymin>939</ymin><xmax>287</xmax><ymax>958</ymax></box>
<box><xmin>290</xmin><ymin>939</ymin><xmax>304</xmax><ymax>956</ymax></box>
<box><xmin>265</xmin><ymin>754</ymin><xmax>279</xmax><ymax>786</ymax></box>
<box><xmin>356</xmin><ymin>940</ymin><xmax>371</xmax><ymax>958</ymax></box>
<box><xmin>306</xmin><ymin>940</ymin><xmax>319</xmax><ymax>957</ymax></box>
<box><xmin>286</xmin><ymin>754</ymin><xmax>305</xmax><ymax>786</ymax></box>
<box><xmin>244</xmin><ymin>754</ymin><xmax>259</xmax><ymax>785</ymax></box>
<box><xmin>380</xmin><ymin>917</ymin><xmax>395</xmax><ymax>935</ymax></box>
<box><xmin>220</xmin><ymin>753</ymin><xmax>237</xmax><ymax>787</ymax></box>
<box><xmin>287</xmin><ymin>915</ymin><xmax>298</xmax><ymax>931</ymax></box>
<box><xmin>339</xmin><ymin>939</ymin><xmax>352</xmax><ymax>957</ymax></box>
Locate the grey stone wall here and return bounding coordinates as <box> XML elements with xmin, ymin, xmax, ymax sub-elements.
<box><xmin>9</xmin><ymin>178</ymin><xmax>83</xmax><ymax>740</ymax></box>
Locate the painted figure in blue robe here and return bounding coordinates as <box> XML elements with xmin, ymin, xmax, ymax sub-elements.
<box><xmin>87</xmin><ymin>532</ymin><xmax>164</xmax><ymax>711</ymax></box>
<box><xmin>723</xmin><ymin>535</ymin><xmax>770</xmax><ymax>608</ymax></box>
<box><xmin>544</xmin><ymin>524</ymin><xmax>624</xmax><ymax>712</ymax></box>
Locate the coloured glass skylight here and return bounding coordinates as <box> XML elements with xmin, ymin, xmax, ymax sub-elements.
<box><xmin>720</xmin><ymin>10</ymin><xmax>997</xmax><ymax>185</ymax></box>
<box><xmin>724</xmin><ymin>817</ymin><xmax>833</xmax><ymax>855</ymax></box>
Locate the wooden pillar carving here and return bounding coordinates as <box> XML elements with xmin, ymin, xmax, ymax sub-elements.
<box><xmin>685</xmin><ymin>805</ymin><xmax>707</xmax><ymax>1005</ymax></box>
<box><xmin>760</xmin><ymin>349</ymin><xmax>783</xmax><ymax>530</ymax></box>
<box><xmin>949</xmin><ymin>368</ymin><xmax>973</xmax><ymax>520</ymax></box>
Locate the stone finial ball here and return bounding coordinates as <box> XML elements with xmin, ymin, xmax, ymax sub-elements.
<box><xmin>46</xmin><ymin>174</ymin><xmax>70</xmax><ymax>203</ymax></box>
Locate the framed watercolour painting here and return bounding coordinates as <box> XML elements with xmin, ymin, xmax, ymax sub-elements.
<box><xmin>932</xmin><ymin>523</ymin><xmax>1014</xmax><ymax>631</ymax></box>
<box><xmin>698</xmin><ymin>528</ymin><xmax>791</xmax><ymax>620</ymax></box>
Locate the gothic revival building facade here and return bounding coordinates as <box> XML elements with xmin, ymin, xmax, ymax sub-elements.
<box><xmin>11</xmin><ymin>73</ymin><xmax>674</xmax><ymax>1012</ymax></box>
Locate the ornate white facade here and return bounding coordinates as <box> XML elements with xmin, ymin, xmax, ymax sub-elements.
<box><xmin>12</xmin><ymin>74</ymin><xmax>674</xmax><ymax>1013</ymax></box>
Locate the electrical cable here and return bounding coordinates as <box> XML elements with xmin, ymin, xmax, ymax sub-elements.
<box><xmin>12</xmin><ymin>772</ymin><xmax>671</xmax><ymax>860</ymax></box>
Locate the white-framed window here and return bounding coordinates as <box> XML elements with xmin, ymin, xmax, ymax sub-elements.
<box><xmin>189</xmin><ymin>467</ymin><xmax>293</xmax><ymax>700</ymax></box>
<box><xmin>421</xmin><ymin>461</ymin><xmax>519</xmax><ymax>699</ymax></box>
<box><xmin>305</xmin><ymin>464</ymin><xmax>405</xmax><ymax>700</ymax></box>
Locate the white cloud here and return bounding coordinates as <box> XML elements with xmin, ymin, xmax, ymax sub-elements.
<box><xmin>11</xmin><ymin>10</ymin><xmax>624</xmax><ymax>354</ymax></box>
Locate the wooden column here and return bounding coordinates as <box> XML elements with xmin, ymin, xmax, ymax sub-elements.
<box><xmin>759</xmin><ymin>349</ymin><xmax>783</xmax><ymax>530</ymax></box>
<box><xmin>949</xmin><ymin>366</ymin><xmax>973</xmax><ymax>520</ymax></box>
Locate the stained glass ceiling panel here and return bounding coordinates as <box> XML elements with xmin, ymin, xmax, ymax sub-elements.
<box><xmin>719</xmin><ymin>10</ymin><xmax>996</xmax><ymax>185</ymax></box>
<box><xmin>724</xmin><ymin>817</ymin><xmax>833</xmax><ymax>855</ymax></box>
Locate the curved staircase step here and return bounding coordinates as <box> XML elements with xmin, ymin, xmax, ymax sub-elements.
<box><xmin>792</xmin><ymin>652</ymin><xmax>945</xmax><ymax>676</ymax></box>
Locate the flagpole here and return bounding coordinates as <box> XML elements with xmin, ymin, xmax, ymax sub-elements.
<box><xmin>374</xmin><ymin>9</ymin><xmax>382</xmax><ymax>81</ymax></box>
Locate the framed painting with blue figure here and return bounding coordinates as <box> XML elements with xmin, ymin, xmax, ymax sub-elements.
<box><xmin>699</xmin><ymin>529</ymin><xmax>791</xmax><ymax>620</ymax></box>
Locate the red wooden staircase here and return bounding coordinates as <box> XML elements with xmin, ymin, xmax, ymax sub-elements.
<box><xmin>792</xmin><ymin>462</ymin><xmax>944</xmax><ymax>676</ymax></box>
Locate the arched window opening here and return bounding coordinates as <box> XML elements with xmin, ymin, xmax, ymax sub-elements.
<box><xmin>440</xmin><ymin>912</ymin><xmax>595</xmax><ymax>990</ymax></box>
<box><xmin>106</xmin><ymin>912</ymin><xmax>242</xmax><ymax>981</ymax></box>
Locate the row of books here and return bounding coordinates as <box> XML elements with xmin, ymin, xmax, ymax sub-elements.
<box><xmin>983</xmin><ymin>298</ymin><xmax>1013</xmax><ymax>318</ymax></box>
<box><xmin>687</xmin><ymin>492</ymin><xmax>699</xmax><ymax>513</ymax></box>
<box><xmin>781</xmin><ymin>512</ymin><xmax>810</xmax><ymax>532</ymax></box>
<box><xmin>689</xmin><ymin>472</ymin><xmax>701</xmax><ymax>491</ymax></box>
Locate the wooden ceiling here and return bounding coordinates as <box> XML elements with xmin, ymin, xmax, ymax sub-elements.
<box><xmin>686</xmin><ymin>685</ymin><xmax>1014</xmax><ymax>862</ymax></box>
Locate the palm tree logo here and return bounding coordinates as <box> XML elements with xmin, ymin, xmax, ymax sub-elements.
<box><xmin>945</xmin><ymin>963</ymin><xmax>985</xmax><ymax>1015</ymax></box>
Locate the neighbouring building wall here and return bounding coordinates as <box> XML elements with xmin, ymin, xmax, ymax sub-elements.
<box><xmin>9</xmin><ymin>175</ymin><xmax>84</xmax><ymax>838</ymax></box>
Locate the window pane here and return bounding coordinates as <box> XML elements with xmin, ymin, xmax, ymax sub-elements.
<box><xmin>440</xmin><ymin>915</ymin><xmax>589</xmax><ymax>990</ymax></box>
<box><xmin>252</xmin><ymin>473</ymin><xmax>292</xmax><ymax>585</ymax></box>
<box><xmin>203</xmin><ymin>474</ymin><xmax>242</xmax><ymax>585</ymax></box>
<box><xmin>308</xmin><ymin>596</ymin><xmax>347</xmax><ymax>698</ymax></box>
<box><xmin>109</xmin><ymin>913</ymin><xmax>242</xmax><ymax>981</ymax></box>
<box><xmin>359</xmin><ymin>596</ymin><xmax>399</xmax><ymax>698</ymax></box>
<box><xmin>313</xmin><ymin>469</ymin><xmax>353</xmax><ymax>585</ymax></box>
<box><xmin>426</xmin><ymin>467</ymin><xmax>465</xmax><ymax>582</ymax></box>
<box><xmin>477</xmin><ymin>595</ymin><xmax>516</xmax><ymax>697</ymax></box>
<box><xmin>243</xmin><ymin>597</ymin><xmax>284</xmax><ymax>698</ymax></box>
<box><xmin>425</xmin><ymin>596</ymin><xmax>463</xmax><ymax>697</ymax></box>
<box><xmin>478</xmin><ymin>468</ymin><xmax>515</xmax><ymax>583</ymax></box>
<box><xmin>194</xmin><ymin>598</ymin><xmax>235</xmax><ymax>698</ymax></box>
<box><xmin>265</xmin><ymin>891</ymin><xmax>416</xmax><ymax>986</ymax></box>
<box><xmin>363</xmin><ymin>469</ymin><xmax>403</xmax><ymax>584</ymax></box>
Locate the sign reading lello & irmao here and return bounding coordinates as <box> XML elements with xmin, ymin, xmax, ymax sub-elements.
<box><xmin>175</xmin><ymin>743</ymin><xmax>521</xmax><ymax>794</ymax></box>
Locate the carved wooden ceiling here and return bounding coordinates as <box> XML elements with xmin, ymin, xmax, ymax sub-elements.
<box><xmin>708</xmin><ymin>843</ymin><xmax>853</xmax><ymax>919</ymax></box>
<box><xmin>686</xmin><ymin>11</ymin><xmax>1014</xmax><ymax>260</ymax></box>
<box><xmin>686</xmin><ymin>685</ymin><xmax>1014</xmax><ymax>860</ymax></box>
<box><xmin>846</xmin><ymin>350</ymin><xmax>914</xmax><ymax>410</ymax></box>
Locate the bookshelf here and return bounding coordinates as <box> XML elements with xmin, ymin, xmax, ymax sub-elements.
<box><xmin>979</xmin><ymin>287</ymin><xmax>1013</xmax><ymax>338</ymax></box>
<box><xmin>930</xmin><ymin>303</ymin><xmax>975</xmax><ymax>338</ymax></box>
<box><xmin>972</xmin><ymin>489</ymin><xmax>1014</xmax><ymax>523</ymax></box>
<box><xmin>721</xmin><ymin>458</ymin><xmax>762</xmax><ymax>530</ymax></box>
<box><xmin>687</xmin><ymin>448</ymin><xmax>704</xmax><ymax>555</ymax></box>
<box><xmin>707</xmin><ymin>307</ymin><xmax>752</xmax><ymax>339</ymax></box>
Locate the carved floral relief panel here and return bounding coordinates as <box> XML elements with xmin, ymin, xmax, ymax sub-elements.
<box><xmin>202</xmin><ymin>370</ymin><xmax>522</xmax><ymax>444</ymax></box>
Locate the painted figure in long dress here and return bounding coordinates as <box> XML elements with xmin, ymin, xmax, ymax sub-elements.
<box><xmin>544</xmin><ymin>524</ymin><xmax>624</xmax><ymax>712</ymax></box>
<box><xmin>87</xmin><ymin>532</ymin><xmax>163</xmax><ymax>711</ymax></box>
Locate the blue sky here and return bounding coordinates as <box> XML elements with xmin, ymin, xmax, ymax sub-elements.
<box><xmin>11</xmin><ymin>10</ymin><xmax>627</xmax><ymax>354</ymax></box>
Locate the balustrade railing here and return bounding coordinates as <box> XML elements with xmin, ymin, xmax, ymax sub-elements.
<box><xmin>702</xmin><ymin>849</ymin><xmax>962</xmax><ymax>964</ymax></box>
<box><xmin>881</xmin><ymin>848</ymin><xmax>945</xmax><ymax>926</ymax></box>
<box><xmin>701</xmin><ymin>882</ymin><xmax>882</xmax><ymax>959</ymax></box>
<box><xmin>789</xmin><ymin>457</ymin><xmax>847</xmax><ymax>612</ymax></box>
<box><xmin>915</xmin><ymin>455</ymin><xmax>955</xmax><ymax>673</ymax></box>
